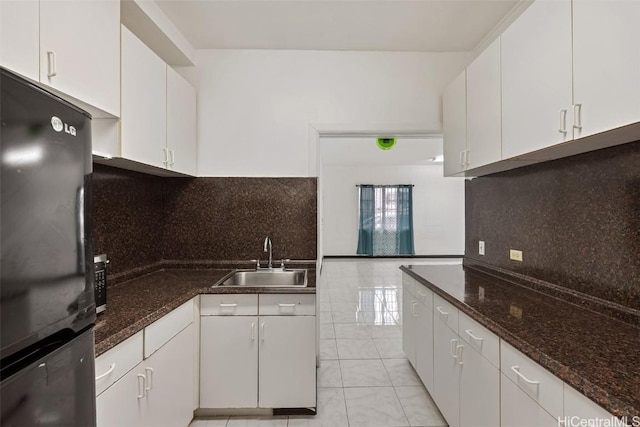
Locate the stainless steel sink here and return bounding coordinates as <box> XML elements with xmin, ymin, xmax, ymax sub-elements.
<box><xmin>214</xmin><ymin>269</ymin><xmax>308</xmax><ymax>288</ymax></box>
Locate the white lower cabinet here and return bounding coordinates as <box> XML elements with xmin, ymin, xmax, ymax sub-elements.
<box><xmin>258</xmin><ymin>316</ymin><xmax>316</xmax><ymax>408</ymax></box>
<box><xmin>433</xmin><ymin>310</ymin><xmax>461</xmax><ymax>427</ymax></box>
<box><xmin>199</xmin><ymin>294</ymin><xmax>317</xmax><ymax>410</ymax></box>
<box><xmin>97</xmin><ymin>323</ymin><xmax>195</xmax><ymax>427</ymax></box>
<box><xmin>200</xmin><ymin>316</ymin><xmax>258</xmax><ymax>408</ymax></box>
<box><xmin>501</xmin><ymin>373</ymin><xmax>558</xmax><ymax>427</ymax></box>
<box><xmin>96</xmin><ymin>300</ymin><xmax>196</xmax><ymax>427</ymax></box>
<box><xmin>414</xmin><ymin>298</ymin><xmax>434</xmax><ymax>391</ymax></box>
<box><xmin>459</xmin><ymin>339</ymin><xmax>499</xmax><ymax>427</ymax></box>
<box><xmin>402</xmin><ymin>278</ymin><xmax>417</xmax><ymax>368</ymax></box>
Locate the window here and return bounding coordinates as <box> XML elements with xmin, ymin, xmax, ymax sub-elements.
<box><xmin>356</xmin><ymin>185</ymin><xmax>415</xmax><ymax>256</ymax></box>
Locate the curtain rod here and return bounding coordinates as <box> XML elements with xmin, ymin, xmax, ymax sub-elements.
<box><xmin>355</xmin><ymin>184</ymin><xmax>414</xmax><ymax>187</ymax></box>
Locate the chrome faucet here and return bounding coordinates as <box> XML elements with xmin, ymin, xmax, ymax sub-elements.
<box><xmin>263</xmin><ymin>237</ymin><xmax>273</xmax><ymax>269</ymax></box>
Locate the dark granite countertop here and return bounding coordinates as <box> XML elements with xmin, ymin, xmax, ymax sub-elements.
<box><xmin>95</xmin><ymin>268</ymin><xmax>316</xmax><ymax>357</ymax></box>
<box><xmin>400</xmin><ymin>264</ymin><xmax>640</xmax><ymax>420</ymax></box>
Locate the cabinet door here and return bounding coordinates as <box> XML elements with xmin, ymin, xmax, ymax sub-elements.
<box><xmin>573</xmin><ymin>0</ymin><xmax>640</xmax><ymax>139</ymax></box>
<box><xmin>0</xmin><ymin>0</ymin><xmax>39</xmax><ymax>81</ymax></box>
<box><xmin>443</xmin><ymin>70</ymin><xmax>467</xmax><ymax>176</ymax></box>
<box><xmin>433</xmin><ymin>318</ymin><xmax>460</xmax><ymax>427</ymax></box>
<box><xmin>564</xmin><ymin>383</ymin><xmax>615</xmax><ymax>421</ymax></box>
<box><xmin>415</xmin><ymin>300</ymin><xmax>433</xmax><ymax>391</ymax></box>
<box><xmin>96</xmin><ymin>364</ymin><xmax>146</xmax><ymax>427</ymax></box>
<box><xmin>143</xmin><ymin>324</ymin><xmax>195</xmax><ymax>427</ymax></box>
<box><xmin>166</xmin><ymin>66</ymin><xmax>197</xmax><ymax>176</ymax></box>
<box><xmin>466</xmin><ymin>37</ymin><xmax>502</xmax><ymax>169</ymax></box>
<box><xmin>402</xmin><ymin>292</ymin><xmax>417</xmax><ymax>367</ymax></box>
<box><xmin>459</xmin><ymin>345</ymin><xmax>499</xmax><ymax>427</ymax></box>
<box><xmin>121</xmin><ymin>25</ymin><xmax>167</xmax><ymax>169</ymax></box>
<box><xmin>501</xmin><ymin>0</ymin><xmax>573</xmax><ymax>159</ymax></box>
<box><xmin>40</xmin><ymin>0</ymin><xmax>120</xmax><ymax>116</ymax></box>
<box><xmin>259</xmin><ymin>316</ymin><xmax>316</xmax><ymax>408</ymax></box>
<box><xmin>200</xmin><ymin>316</ymin><xmax>258</xmax><ymax>408</ymax></box>
<box><xmin>501</xmin><ymin>373</ymin><xmax>558</xmax><ymax>427</ymax></box>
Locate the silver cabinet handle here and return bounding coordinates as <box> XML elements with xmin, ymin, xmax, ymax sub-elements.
<box><xmin>411</xmin><ymin>301</ymin><xmax>418</xmax><ymax>317</ymax></box>
<box><xmin>144</xmin><ymin>367</ymin><xmax>154</xmax><ymax>390</ymax></box>
<box><xmin>251</xmin><ymin>322</ymin><xmax>256</xmax><ymax>341</ymax></box>
<box><xmin>450</xmin><ymin>338</ymin><xmax>458</xmax><ymax>359</ymax></box>
<box><xmin>136</xmin><ymin>374</ymin><xmax>146</xmax><ymax>398</ymax></box>
<box><xmin>417</xmin><ymin>290</ymin><xmax>428</xmax><ymax>298</ymax></box>
<box><xmin>573</xmin><ymin>104</ymin><xmax>583</xmax><ymax>130</ymax></box>
<box><xmin>464</xmin><ymin>150</ymin><xmax>470</xmax><ymax>166</ymax></box>
<box><xmin>465</xmin><ymin>329</ymin><xmax>484</xmax><ymax>342</ymax></box>
<box><xmin>436</xmin><ymin>306</ymin><xmax>449</xmax><ymax>317</ymax></box>
<box><xmin>47</xmin><ymin>51</ymin><xmax>57</xmax><ymax>77</ymax></box>
<box><xmin>278</xmin><ymin>303</ymin><xmax>296</xmax><ymax>308</ymax></box>
<box><xmin>511</xmin><ymin>366</ymin><xmax>540</xmax><ymax>385</ymax></box>
<box><xmin>95</xmin><ymin>363</ymin><xmax>115</xmax><ymax>381</ymax></box>
<box><xmin>162</xmin><ymin>147</ymin><xmax>169</xmax><ymax>165</ymax></box>
<box><xmin>459</xmin><ymin>151</ymin><xmax>465</xmax><ymax>167</ymax></box>
<box><xmin>456</xmin><ymin>345</ymin><xmax>464</xmax><ymax>365</ymax></box>
<box><xmin>558</xmin><ymin>109</ymin><xmax>568</xmax><ymax>134</ymax></box>
<box><xmin>169</xmin><ymin>149</ymin><xmax>175</xmax><ymax>166</ymax></box>
<box><xmin>219</xmin><ymin>303</ymin><xmax>238</xmax><ymax>307</ymax></box>
<box><xmin>261</xmin><ymin>322</ymin><xmax>265</xmax><ymax>341</ymax></box>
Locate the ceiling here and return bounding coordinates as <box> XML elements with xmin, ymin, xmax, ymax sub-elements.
<box><xmin>155</xmin><ymin>0</ymin><xmax>519</xmax><ymax>52</ymax></box>
<box><xmin>320</xmin><ymin>137</ymin><xmax>443</xmax><ymax>166</ymax></box>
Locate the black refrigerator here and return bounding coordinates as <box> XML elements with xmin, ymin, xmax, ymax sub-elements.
<box><xmin>1</xmin><ymin>68</ymin><xmax>97</xmax><ymax>426</ymax></box>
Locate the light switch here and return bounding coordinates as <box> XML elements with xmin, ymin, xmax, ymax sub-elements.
<box><xmin>509</xmin><ymin>249</ymin><xmax>523</xmax><ymax>262</ymax></box>
<box><xmin>479</xmin><ymin>241</ymin><xmax>485</xmax><ymax>256</ymax></box>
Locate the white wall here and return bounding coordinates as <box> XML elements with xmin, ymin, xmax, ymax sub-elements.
<box><xmin>322</xmin><ymin>164</ymin><xmax>465</xmax><ymax>255</ymax></box>
<box><xmin>188</xmin><ymin>49</ymin><xmax>469</xmax><ymax>177</ymax></box>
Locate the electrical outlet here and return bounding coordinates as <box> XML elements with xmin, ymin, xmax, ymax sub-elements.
<box><xmin>509</xmin><ymin>304</ymin><xmax>523</xmax><ymax>319</ymax></box>
<box><xmin>510</xmin><ymin>249</ymin><xmax>523</xmax><ymax>262</ymax></box>
<box><xmin>479</xmin><ymin>241</ymin><xmax>485</xmax><ymax>256</ymax></box>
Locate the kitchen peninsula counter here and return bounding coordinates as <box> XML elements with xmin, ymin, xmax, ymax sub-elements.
<box><xmin>400</xmin><ymin>263</ymin><xmax>640</xmax><ymax>420</ymax></box>
<box><xmin>95</xmin><ymin>267</ymin><xmax>316</xmax><ymax>357</ymax></box>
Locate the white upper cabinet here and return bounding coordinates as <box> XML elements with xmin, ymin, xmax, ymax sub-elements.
<box><xmin>572</xmin><ymin>0</ymin><xmax>640</xmax><ymax>139</ymax></box>
<box><xmin>39</xmin><ymin>0</ymin><xmax>120</xmax><ymax>116</ymax></box>
<box><xmin>0</xmin><ymin>0</ymin><xmax>39</xmax><ymax>81</ymax></box>
<box><xmin>121</xmin><ymin>25</ymin><xmax>168</xmax><ymax>170</ymax></box>
<box><xmin>167</xmin><ymin>66</ymin><xmax>197</xmax><ymax>176</ymax></box>
<box><xmin>443</xmin><ymin>70</ymin><xmax>467</xmax><ymax>177</ymax></box>
<box><xmin>0</xmin><ymin>0</ymin><xmax>119</xmax><ymax>116</ymax></box>
<box><xmin>501</xmin><ymin>0</ymin><xmax>573</xmax><ymax>160</ymax></box>
<box><xmin>466</xmin><ymin>37</ymin><xmax>502</xmax><ymax>169</ymax></box>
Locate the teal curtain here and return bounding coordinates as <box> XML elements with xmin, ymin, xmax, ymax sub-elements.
<box><xmin>397</xmin><ymin>186</ymin><xmax>415</xmax><ymax>255</ymax></box>
<box><xmin>356</xmin><ymin>185</ymin><xmax>375</xmax><ymax>255</ymax></box>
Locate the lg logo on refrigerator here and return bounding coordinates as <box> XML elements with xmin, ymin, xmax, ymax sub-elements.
<box><xmin>51</xmin><ymin>116</ymin><xmax>76</xmax><ymax>136</ymax></box>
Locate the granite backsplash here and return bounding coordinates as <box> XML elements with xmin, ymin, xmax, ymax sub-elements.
<box><xmin>465</xmin><ymin>140</ymin><xmax>640</xmax><ymax>310</ymax></box>
<box><xmin>92</xmin><ymin>164</ymin><xmax>317</xmax><ymax>277</ymax></box>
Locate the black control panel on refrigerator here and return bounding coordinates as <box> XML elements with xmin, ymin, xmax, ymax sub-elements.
<box><xmin>94</xmin><ymin>254</ymin><xmax>108</xmax><ymax>314</ymax></box>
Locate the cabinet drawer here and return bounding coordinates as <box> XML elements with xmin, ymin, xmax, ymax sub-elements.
<box><xmin>259</xmin><ymin>294</ymin><xmax>316</xmax><ymax>315</ymax></box>
<box><xmin>414</xmin><ymin>283</ymin><xmax>433</xmax><ymax>308</ymax></box>
<box><xmin>95</xmin><ymin>331</ymin><xmax>143</xmax><ymax>396</ymax></box>
<box><xmin>501</xmin><ymin>340</ymin><xmax>564</xmax><ymax>418</ymax></box>
<box><xmin>458</xmin><ymin>311</ymin><xmax>499</xmax><ymax>368</ymax></box>
<box><xmin>145</xmin><ymin>298</ymin><xmax>194</xmax><ymax>358</ymax></box>
<box><xmin>402</xmin><ymin>273</ymin><xmax>416</xmax><ymax>297</ymax></box>
<box><xmin>433</xmin><ymin>294</ymin><xmax>458</xmax><ymax>332</ymax></box>
<box><xmin>201</xmin><ymin>294</ymin><xmax>258</xmax><ymax>316</ymax></box>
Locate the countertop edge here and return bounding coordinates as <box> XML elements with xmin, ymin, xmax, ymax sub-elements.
<box><xmin>95</xmin><ymin>282</ymin><xmax>316</xmax><ymax>357</ymax></box>
<box><xmin>399</xmin><ymin>265</ymin><xmax>637</xmax><ymax>420</ymax></box>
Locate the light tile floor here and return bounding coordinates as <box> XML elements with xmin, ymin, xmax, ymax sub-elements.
<box><xmin>190</xmin><ymin>259</ymin><xmax>459</xmax><ymax>427</ymax></box>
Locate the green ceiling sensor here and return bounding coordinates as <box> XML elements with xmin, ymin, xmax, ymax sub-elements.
<box><xmin>377</xmin><ymin>137</ymin><xmax>396</xmax><ymax>150</ymax></box>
